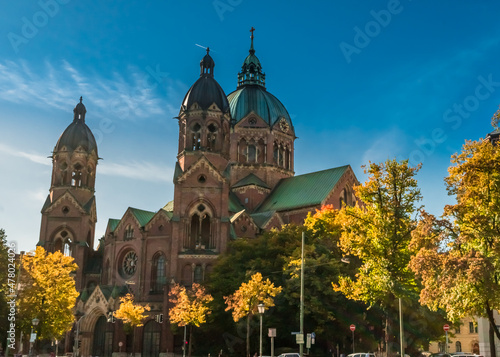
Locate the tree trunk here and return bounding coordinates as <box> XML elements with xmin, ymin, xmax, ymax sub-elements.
<box><xmin>246</xmin><ymin>314</ymin><xmax>251</xmax><ymax>357</ymax></box>
<box><xmin>486</xmin><ymin>304</ymin><xmax>499</xmax><ymax>357</ymax></box>
<box><xmin>188</xmin><ymin>325</ymin><xmax>193</xmax><ymax>357</ymax></box>
<box><xmin>133</xmin><ymin>328</ymin><xmax>136</xmax><ymax>357</ymax></box>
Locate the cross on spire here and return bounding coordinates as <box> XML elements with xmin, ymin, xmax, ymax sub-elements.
<box><xmin>249</xmin><ymin>27</ymin><xmax>255</xmax><ymax>54</ymax></box>
<box><xmin>206</xmin><ymin>47</ymin><xmax>210</xmax><ymax>55</ymax></box>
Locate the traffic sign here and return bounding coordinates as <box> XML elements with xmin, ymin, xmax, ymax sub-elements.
<box><xmin>443</xmin><ymin>324</ymin><xmax>450</xmax><ymax>331</ymax></box>
<box><xmin>296</xmin><ymin>333</ymin><xmax>304</xmax><ymax>344</ymax></box>
<box><xmin>350</xmin><ymin>324</ymin><xmax>356</xmax><ymax>332</ymax></box>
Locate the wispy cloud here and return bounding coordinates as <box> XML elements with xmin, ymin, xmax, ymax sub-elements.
<box><xmin>0</xmin><ymin>143</ymin><xmax>51</xmax><ymax>166</ymax></box>
<box><xmin>0</xmin><ymin>59</ymin><xmax>186</xmax><ymax>122</ymax></box>
<box><xmin>360</xmin><ymin>128</ymin><xmax>407</xmax><ymax>166</ymax></box>
<box><xmin>99</xmin><ymin>160</ymin><xmax>173</xmax><ymax>183</ymax></box>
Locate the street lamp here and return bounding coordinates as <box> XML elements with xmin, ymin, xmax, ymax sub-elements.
<box><xmin>258</xmin><ymin>303</ymin><xmax>265</xmax><ymax>357</ymax></box>
<box><xmin>29</xmin><ymin>318</ymin><xmax>40</xmax><ymax>357</ymax></box>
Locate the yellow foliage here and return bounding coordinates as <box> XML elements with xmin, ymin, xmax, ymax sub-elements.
<box><xmin>224</xmin><ymin>272</ymin><xmax>282</xmax><ymax>322</ymax></box>
<box><xmin>114</xmin><ymin>293</ymin><xmax>150</xmax><ymax>327</ymax></box>
<box><xmin>18</xmin><ymin>246</ymin><xmax>79</xmax><ymax>340</ymax></box>
<box><xmin>168</xmin><ymin>283</ymin><xmax>213</xmax><ymax>327</ymax></box>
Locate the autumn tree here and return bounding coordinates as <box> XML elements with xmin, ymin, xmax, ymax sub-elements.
<box><xmin>114</xmin><ymin>293</ymin><xmax>150</xmax><ymax>357</ymax></box>
<box><xmin>334</xmin><ymin>159</ymin><xmax>424</xmax><ymax>355</ymax></box>
<box><xmin>411</xmin><ymin>135</ymin><xmax>500</xmax><ymax>357</ymax></box>
<box><xmin>168</xmin><ymin>283</ymin><xmax>213</xmax><ymax>357</ymax></box>
<box><xmin>17</xmin><ymin>246</ymin><xmax>78</xmax><ymax>343</ymax></box>
<box><xmin>225</xmin><ymin>272</ymin><xmax>282</xmax><ymax>357</ymax></box>
<box><xmin>0</xmin><ymin>229</ymin><xmax>10</xmax><ymax>351</ymax></box>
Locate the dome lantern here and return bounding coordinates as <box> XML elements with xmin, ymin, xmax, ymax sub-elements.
<box><xmin>73</xmin><ymin>96</ymin><xmax>87</xmax><ymax>123</ymax></box>
<box><xmin>200</xmin><ymin>47</ymin><xmax>215</xmax><ymax>78</ymax></box>
<box><xmin>237</xmin><ymin>27</ymin><xmax>266</xmax><ymax>88</ymax></box>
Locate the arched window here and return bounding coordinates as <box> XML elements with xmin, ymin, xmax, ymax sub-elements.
<box><xmin>189</xmin><ymin>214</ymin><xmax>200</xmax><ymax>249</ymax></box>
<box><xmin>124</xmin><ymin>225</ymin><xmax>134</xmax><ymax>240</ymax></box>
<box><xmin>71</xmin><ymin>163</ymin><xmax>83</xmax><ymax>187</ymax></box>
<box><xmin>151</xmin><ymin>254</ymin><xmax>166</xmax><ymax>293</ymax></box>
<box><xmin>186</xmin><ymin>204</ymin><xmax>213</xmax><ymax>250</ymax></box>
<box><xmin>455</xmin><ymin>341</ymin><xmax>462</xmax><ymax>353</ymax></box>
<box><xmin>201</xmin><ymin>214</ymin><xmax>211</xmax><ymax>248</ymax></box>
<box><xmin>257</xmin><ymin>139</ymin><xmax>266</xmax><ymax>163</ymax></box>
<box><xmin>273</xmin><ymin>143</ymin><xmax>279</xmax><ymax>164</ymax></box>
<box><xmin>54</xmin><ymin>230</ymin><xmax>72</xmax><ymax>256</ymax></box>
<box><xmin>181</xmin><ymin>264</ymin><xmax>192</xmax><ymax>286</ymax></box>
<box><xmin>207</xmin><ymin>123</ymin><xmax>218</xmax><ymax>151</ymax></box>
<box><xmin>194</xmin><ymin>264</ymin><xmax>203</xmax><ymax>283</ymax></box>
<box><xmin>239</xmin><ymin>139</ymin><xmax>247</xmax><ymax>163</ymax></box>
<box><xmin>191</xmin><ymin>123</ymin><xmax>201</xmax><ymax>150</ymax></box>
<box><xmin>248</xmin><ymin>145</ymin><xmax>256</xmax><ymax>163</ymax></box>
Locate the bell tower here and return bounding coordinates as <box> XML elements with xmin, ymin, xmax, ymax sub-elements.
<box><xmin>171</xmin><ymin>50</ymin><xmax>232</xmax><ymax>285</ymax></box>
<box><xmin>39</xmin><ymin>97</ymin><xmax>98</xmax><ymax>290</ymax></box>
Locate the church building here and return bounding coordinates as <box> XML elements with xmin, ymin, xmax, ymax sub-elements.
<box><xmin>37</xmin><ymin>30</ymin><xmax>358</xmax><ymax>357</ymax></box>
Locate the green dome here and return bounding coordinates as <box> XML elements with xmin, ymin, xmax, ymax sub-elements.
<box><xmin>227</xmin><ymin>85</ymin><xmax>292</xmax><ymax>129</ymax></box>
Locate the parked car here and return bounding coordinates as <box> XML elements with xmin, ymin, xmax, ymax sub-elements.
<box><xmin>278</xmin><ymin>353</ymin><xmax>300</xmax><ymax>357</ymax></box>
<box><xmin>347</xmin><ymin>353</ymin><xmax>376</xmax><ymax>357</ymax></box>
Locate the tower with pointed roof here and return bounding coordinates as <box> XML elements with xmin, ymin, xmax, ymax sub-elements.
<box><xmin>172</xmin><ymin>48</ymin><xmax>232</xmax><ymax>283</ymax></box>
<box><xmin>39</xmin><ymin>97</ymin><xmax>98</xmax><ymax>290</ymax></box>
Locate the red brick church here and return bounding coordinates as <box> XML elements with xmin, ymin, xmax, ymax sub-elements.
<box><xmin>38</xmin><ymin>31</ymin><xmax>358</xmax><ymax>357</ymax></box>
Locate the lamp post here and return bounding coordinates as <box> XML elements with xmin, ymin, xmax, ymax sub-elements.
<box><xmin>29</xmin><ymin>318</ymin><xmax>40</xmax><ymax>357</ymax></box>
<box><xmin>258</xmin><ymin>304</ymin><xmax>265</xmax><ymax>357</ymax></box>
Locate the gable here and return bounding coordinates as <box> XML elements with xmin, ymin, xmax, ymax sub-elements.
<box><xmin>176</xmin><ymin>155</ymin><xmax>226</xmax><ymax>184</ymax></box>
<box><xmin>43</xmin><ymin>190</ymin><xmax>88</xmax><ymax>216</ymax></box>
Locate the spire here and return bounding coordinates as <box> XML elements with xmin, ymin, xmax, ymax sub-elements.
<box><xmin>200</xmin><ymin>47</ymin><xmax>215</xmax><ymax>78</ymax></box>
<box><xmin>73</xmin><ymin>96</ymin><xmax>87</xmax><ymax>123</ymax></box>
<box><xmin>249</xmin><ymin>27</ymin><xmax>255</xmax><ymax>55</ymax></box>
<box><xmin>237</xmin><ymin>28</ymin><xmax>266</xmax><ymax>88</ymax></box>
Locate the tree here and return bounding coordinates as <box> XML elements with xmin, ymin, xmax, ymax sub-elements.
<box><xmin>411</xmin><ymin>136</ymin><xmax>500</xmax><ymax>357</ymax></box>
<box><xmin>225</xmin><ymin>272</ymin><xmax>282</xmax><ymax>357</ymax></box>
<box><xmin>114</xmin><ymin>293</ymin><xmax>150</xmax><ymax>357</ymax></box>
<box><xmin>208</xmin><ymin>224</ymin><xmax>384</xmax><ymax>356</ymax></box>
<box><xmin>17</xmin><ymin>246</ymin><xmax>78</xmax><ymax>343</ymax></box>
<box><xmin>334</xmin><ymin>159</ymin><xmax>424</xmax><ymax>355</ymax></box>
<box><xmin>168</xmin><ymin>283</ymin><xmax>213</xmax><ymax>357</ymax></box>
<box><xmin>0</xmin><ymin>229</ymin><xmax>11</xmax><ymax>352</ymax></box>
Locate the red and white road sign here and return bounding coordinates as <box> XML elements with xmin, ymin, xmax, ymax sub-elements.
<box><xmin>350</xmin><ymin>324</ymin><xmax>356</xmax><ymax>332</ymax></box>
<box><xmin>443</xmin><ymin>324</ymin><xmax>450</xmax><ymax>331</ymax></box>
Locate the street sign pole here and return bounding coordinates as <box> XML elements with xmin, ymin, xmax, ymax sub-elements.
<box><xmin>350</xmin><ymin>325</ymin><xmax>356</xmax><ymax>354</ymax></box>
<box><xmin>443</xmin><ymin>324</ymin><xmax>450</xmax><ymax>354</ymax></box>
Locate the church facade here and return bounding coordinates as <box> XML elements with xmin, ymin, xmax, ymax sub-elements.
<box><xmin>38</xmin><ymin>32</ymin><xmax>358</xmax><ymax>357</ymax></box>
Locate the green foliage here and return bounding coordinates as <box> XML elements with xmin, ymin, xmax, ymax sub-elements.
<box><xmin>0</xmin><ymin>229</ymin><xmax>10</xmax><ymax>349</ymax></box>
<box><xmin>334</xmin><ymin>159</ymin><xmax>422</xmax><ymax>305</ymax></box>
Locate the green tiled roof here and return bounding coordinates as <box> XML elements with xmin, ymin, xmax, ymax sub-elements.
<box><xmin>229</xmin><ymin>191</ymin><xmax>245</xmax><ymax>213</ymax></box>
<box><xmin>107</xmin><ymin>219</ymin><xmax>120</xmax><ymax>233</ymax></box>
<box><xmin>256</xmin><ymin>165</ymin><xmax>349</xmax><ymax>212</ymax></box>
<box><xmin>233</xmin><ymin>173</ymin><xmax>270</xmax><ymax>189</ymax></box>
<box><xmin>83</xmin><ymin>196</ymin><xmax>95</xmax><ymax>213</ymax></box>
<box><xmin>250</xmin><ymin>211</ymin><xmax>275</xmax><ymax>228</ymax></box>
<box><xmin>130</xmin><ymin>207</ymin><xmax>156</xmax><ymax>227</ymax></box>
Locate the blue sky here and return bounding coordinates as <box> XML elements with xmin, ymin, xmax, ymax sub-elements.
<box><xmin>1</xmin><ymin>1</ymin><xmax>500</xmax><ymax>253</ymax></box>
